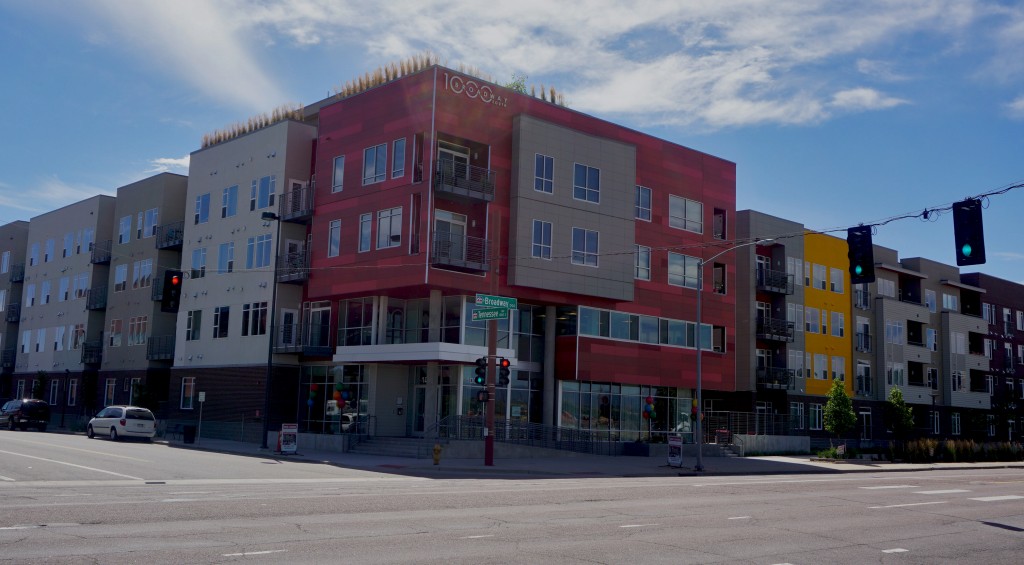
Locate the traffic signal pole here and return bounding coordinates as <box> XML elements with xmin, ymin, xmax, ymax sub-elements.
<box><xmin>485</xmin><ymin>318</ymin><xmax>496</xmax><ymax>466</ymax></box>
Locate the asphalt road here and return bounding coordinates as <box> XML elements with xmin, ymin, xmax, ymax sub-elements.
<box><xmin>2</xmin><ymin>431</ymin><xmax>1023</xmax><ymax>564</ymax></box>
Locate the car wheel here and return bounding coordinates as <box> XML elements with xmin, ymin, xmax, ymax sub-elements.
<box><xmin>37</xmin><ymin>424</ymin><xmax>47</xmax><ymax>433</ymax></box>
<box><xmin>7</xmin><ymin>418</ymin><xmax>14</xmax><ymax>431</ymax></box>
<box><xmin>18</xmin><ymin>423</ymin><xmax>27</xmax><ymax>431</ymax></box>
<box><xmin>110</xmin><ymin>428</ymin><xmax>119</xmax><ymax>441</ymax></box>
<box><xmin>87</xmin><ymin>425</ymin><xmax>95</xmax><ymax>438</ymax></box>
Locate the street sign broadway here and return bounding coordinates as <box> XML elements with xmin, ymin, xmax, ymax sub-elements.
<box><xmin>472</xmin><ymin>307</ymin><xmax>508</xmax><ymax>321</ymax></box>
<box><xmin>475</xmin><ymin>293</ymin><xmax>517</xmax><ymax>310</ymax></box>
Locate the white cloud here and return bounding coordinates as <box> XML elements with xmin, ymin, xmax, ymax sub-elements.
<box><xmin>856</xmin><ymin>59</ymin><xmax>909</xmax><ymax>82</ymax></box>
<box><xmin>147</xmin><ymin>155</ymin><xmax>191</xmax><ymax>174</ymax></box>
<box><xmin>830</xmin><ymin>88</ymin><xmax>909</xmax><ymax>111</ymax></box>
<box><xmin>0</xmin><ymin>177</ymin><xmax>112</xmax><ymax>220</ymax></box>
<box><xmin>1007</xmin><ymin>96</ymin><xmax>1024</xmax><ymax>119</ymax></box>
<box><xmin>991</xmin><ymin>251</ymin><xmax>1024</xmax><ymax>261</ymax></box>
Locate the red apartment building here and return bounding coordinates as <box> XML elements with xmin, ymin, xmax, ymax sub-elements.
<box><xmin>278</xmin><ymin>66</ymin><xmax>736</xmax><ymax>442</ymax></box>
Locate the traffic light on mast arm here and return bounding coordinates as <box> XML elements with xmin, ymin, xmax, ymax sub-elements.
<box><xmin>474</xmin><ymin>357</ymin><xmax>488</xmax><ymax>385</ymax></box>
<box><xmin>161</xmin><ymin>269</ymin><xmax>183</xmax><ymax>313</ymax></box>
<box><xmin>953</xmin><ymin>198</ymin><xmax>986</xmax><ymax>266</ymax></box>
<box><xmin>846</xmin><ymin>226</ymin><xmax>876</xmax><ymax>285</ymax></box>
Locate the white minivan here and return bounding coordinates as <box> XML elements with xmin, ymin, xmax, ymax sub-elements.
<box><xmin>87</xmin><ymin>405</ymin><xmax>157</xmax><ymax>441</ymax></box>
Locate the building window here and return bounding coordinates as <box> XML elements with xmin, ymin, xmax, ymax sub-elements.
<box><xmin>63</xmin><ymin>232</ymin><xmax>73</xmax><ymax>257</ymax></box>
<box><xmin>1</xmin><ymin>250</ymin><xmax>8</xmax><ymax>273</ymax></box>
<box><xmin>815</xmin><ymin>354</ymin><xmax>828</xmax><ymax>380</ymax></box>
<box><xmin>132</xmin><ymin>259</ymin><xmax>153</xmax><ymax>289</ymax></box>
<box><xmin>927</xmin><ymin>368</ymin><xmax>939</xmax><ymax>389</ymax></box>
<box><xmin>830</xmin><ymin>267</ymin><xmax>844</xmax><ymax>293</ymax></box>
<box><xmin>535</xmin><ymin>154</ymin><xmax>553</xmax><ymax>193</ymax></box>
<box><xmin>931</xmin><ymin>411</ymin><xmax>940</xmax><ymax>435</ymax></box>
<box><xmin>213</xmin><ymin>306</ymin><xmax>230</xmax><ymax>339</ymax></box>
<box><xmin>712</xmin><ymin>263</ymin><xmax>725</xmax><ymax>294</ymax></box>
<box><xmin>832</xmin><ymin>356</ymin><xmax>845</xmax><ymax>381</ymax></box>
<box><xmin>186</xmin><ymin>310</ymin><xmax>202</xmax><ymax>341</ymax></box>
<box><xmin>942</xmin><ymin>292</ymin><xmax>958</xmax><ymax>311</ymax></box>
<box><xmin>25</xmin><ymin>283</ymin><xmax>35</xmax><ymax>307</ymax></box>
<box><xmin>805</xmin><ymin>307</ymin><xmax>820</xmax><ymax>333</ymax></box>
<box><xmin>532</xmin><ymin>220</ymin><xmax>552</xmax><ymax>259</ymax></box>
<box><xmin>635</xmin><ymin>245</ymin><xmax>651</xmax><ymax>280</ymax></box>
<box><xmin>571</xmin><ymin>227</ymin><xmax>599</xmax><ymax>267</ymax></box>
<box><xmin>218</xmin><ymin>242</ymin><xmax>234</xmax><ymax>274</ymax></box>
<box><xmin>67</xmin><ymin>378</ymin><xmax>78</xmax><ymax>407</ymax></box>
<box><xmin>222</xmin><ymin>185</ymin><xmax>238</xmax><ymax>218</ymax></box>
<box><xmin>108</xmin><ymin>319</ymin><xmax>123</xmax><ymax>347</ymax></box>
<box><xmin>246</xmin><ymin>234</ymin><xmax>273</xmax><ymax>269</ymax></box>
<box><xmin>194</xmin><ymin>193</ymin><xmax>210</xmax><ymax>225</ymax></box>
<box><xmin>35</xmin><ymin>328</ymin><xmax>44</xmax><ymax>352</ymax></box>
<box><xmin>358</xmin><ymin>213</ymin><xmax>372</xmax><ymax>252</ymax></box>
<box><xmin>71</xmin><ymin>324</ymin><xmax>85</xmax><ymax>350</ymax></box>
<box><xmin>810</xmin><ymin>404</ymin><xmax>823</xmax><ymax>430</ymax></box>
<box><xmin>392</xmin><ymin>138</ymin><xmax>406</xmax><ymax>178</ymax></box>
<box><xmin>831</xmin><ymin>311</ymin><xmax>845</xmax><ymax>337</ymax></box>
<box><xmin>669</xmin><ymin>195</ymin><xmax>702</xmax><ymax>233</ymax></box>
<box><xmin>128</xmin><ymin>316</ymin><xmax>148</xmax><ymax>346</ymax></box>
<box><xmin>250</xmin><ymin>175</ymin><xmax>276</xmax><ymax>211</ymax></box>
<box><xmin>113</xmin><ymin>264</ymin><xmax>127</xmax><ymax>292</ymax></box>
<box><xmin>242</xmin><ymin>301</ymin><xmax>268</xmax><ymax>336</ymax></box>
<box><xmin>363</xmin><ymin>143</ymin><xmax>387</xmax><ymax>185</ymax></box>
<box><xmin>572</xmin><ymin>163</ymin><xmax>600</xmax><ymax>203</ymax></box>
<box><xmin>49</xmin><ymin>379</ymin><xmax>59</xmax><ymax>405</ymax></box>
<box><xmin>138</xmin><ymin>208</ymin><xmax>159</xmax><ymax>239</ymax></box>
<box><xmin>790</xmin><ymin>402</ymin><xmax>805</xmax><ymax>430</ymax></box>
<box><xmin>53</xmin><ymin>326</ymin><xmax>65</xmax><ymax>351</ymax></box>
<box><xmin>668</xmin><ymin>252</ymin><xmax>699</xmax><ymax>289</ymax></box>
<box><xmin>376</xmin><ymin>207</ymin><xmax>402</xmax><ymax>249</ymax></box>
<box><xmin>44</xmin><ymin>239</ymin><xmax>54</xmax><ymax>262</ymax></box>
<box><xmin>40</xmin><ymin>280</ymin><xmax>51</xmax><ymax>305</ymax></box>
<box><xmin>925</xmin><ymin>290</ymin><xmax>937</xmax><ymax>313</ymax></box>
<box><xmin>325</xmin><ymin>219</ymin><xmax>341</xmax><ymax>257</ymax></box>
<box><xmin>788</xmin><ymin>303</ymin><xmax>804</xmax><ymax>332</ymax></box>
<box><xmin>856</xmin><ymin>362</ymin><xmax>872</xmax><ymax>395</ymax></box>
<box><xmin>118</xmin><ymin>216</ymin><xmax>131</xmax><ymax>244</ymax></box>
<box><xmin>58</xmin><ymin>276</ymin><xmax>69</xmax><ymax>302</ymax></box>
<box><xmin>104</xmin><ymin>378</ymin><xmax>116</xmax><ymax>407</ymax></box>
<box><xmin>191</xmin><ymin>247</ymin><xmax>207</xmax><ymax>279</ymax></box>
<box><xmin>21</xmin><ymin>330</ymin><xmax>30</xmax><ymax>354</ymax></box>
<box><xmin>635</xmin><ymin>185</ymin><xmax>651</xmax><ymax>221</ymax></box>
<box><xmin>332</xmin><ymin>155</ymin><xmax>345</xmax><ymax>192</ymax></box>
<box><xmin>29</xmin><ymin>243</ymin><xmax>39</xmax><ymax>266</ymax></box>
<box><xmin>180</xmin><ymin>377</ymin><xmax>195</xmax><ymax>410</ymax></box>
<box><xmin>713</xmin><ymin>208</ymin><xmax>726</xmax><ymax>239</ymax></box>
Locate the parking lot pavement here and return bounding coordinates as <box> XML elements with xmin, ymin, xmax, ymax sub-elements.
<box><xmin>158</xmin><ymin>436</ymin><xmax>1024</xmax><ymax>478</ymax></box>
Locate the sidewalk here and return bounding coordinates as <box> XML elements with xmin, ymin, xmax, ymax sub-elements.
<box><xmin>161</xmin><ymin>437</ymin><xmax>1024</xmax><ymax>478</ymax></box>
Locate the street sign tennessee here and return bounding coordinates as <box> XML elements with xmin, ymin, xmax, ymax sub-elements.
<box><xmin>472</xmin><ymin>307</ymin><xmax>508</xmax><ymax>321</ymax></box>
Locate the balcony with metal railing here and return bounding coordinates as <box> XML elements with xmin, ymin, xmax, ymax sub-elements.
<box><xmin>86</xmin><ymin>285</ymin><xmax>107</xmax><ymax>310</ymax></box>
<box><xmin>272</xmin><ymin>323</ymin><xmax>303</xmax><ymax>354</ymax></box>
<box><xmin>756</xmin><ymin>367</ymin><xmax>794</xmax><ymax>390</ymax></box>
<box><xmin>303</xmin><ymin>322</ymin><xmax>333</xmax><ymax>357</ymax></box>
<box><xmin>855</xmin><ymin>374</ymin><xmax>873</xmax><ymax>397</ymax></box>
<box><xmin>81</xmin><ymin>341</ymin><xmax>103</xmax><ymax>364</ymax></box>
<box><xmin>8</xmin><ymin>263</ymin><xmax>24</xmax><ymax>283</ymax></box>
<box><xmin>146</xmin><ymin>335</ymin><xmax>175</xmax><ymax>361</ymax></box>
<box><xmin>277</xmin><ymin>250</ymin><xmax>310</xmax><ymax>284</ymax></box>
<box><xmin>756</xmin><ymin>268</ymin><xmax>794</xmax><ymax>294</ymax></box>
<box><xmin>90</xmin><ymin>240</ymin><xmax>112</xmax><ymax>264</ymax></box>
<box><xmin>855</xmin><ymin>331</ymin><xmax>872</xmax><ymax>353</ymax></box>
<box><xmin>434</xmin><ymin>160</ymin><xmax>495</xmax><ymax>203</ymax></box>
<box><xmin>4</xmin><ymin>302</ymin><xmax>20</xmax><ymax>322</ymax></box>
<box><xmin>854</xmin><ymin>288</ymin><xmax>872</xmax><ymax>310</ymax></box>
<box><xmin>756</xmin><ymin>316</ymin><xmax>795</xmax><ymax>342</ymax></box>
<box><xmin>431</xmin><ymin>232</ymin><xmax>489</xmax><ymax>273</ymax></box>
<box><xmin>278</xmin><ymin>183</ymin><xmax>314</xmax><ymax>222</ymax></box>
<box><xmin>154</xmin><ymin>221</ymin><xmax>184</xmax><ymax>250</ymax></box>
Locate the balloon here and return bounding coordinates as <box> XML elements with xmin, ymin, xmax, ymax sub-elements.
<box><xmin>338</xmin><ymin>400</ymin><xmax>346</xmax><ymax>409</ymax></box>
<box><xmin>309</xmin><ymin>390</ymin><xmax>317</xmax><ymax>398</ymax></box>
<box><xmin>650</xmin><ymin>411</ymin><xmax>657</xmax><ymax>419</ymax></box>
<box><xmin>311</xmin><ymin>384</ymin><xmax>319</xmax><ymax>391</ymax></box>
<box><xmin>333</xmin><ymin>391</ymin><xmax>341</xmax><ymax>401</ymax></box>
<box><xmin>645</xmin><ymin>396</ymin><xmax>653</xmax><ymax>404</ymax></box>
<box><xmin>341</xmin><ymin>391</ymin><xmax>350</xmax><ymax>400</ymax></box>
<box><xmin>307</xmin><ymin>399</ymin><xmax>314</xmax><ymax>406</ymax></box>
<box><xmin>642</xmin><ymin>412</ymin><xmax>650</xmax><ymax>419</ymax></box>
<box><xmin>335</xmin><ymin>383</ymin><xmax>344</xmax><ymax>391</ymax></box>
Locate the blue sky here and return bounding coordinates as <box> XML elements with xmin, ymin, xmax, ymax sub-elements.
<box><xmin>1</xmin><ymin>1</ymin><xmax>1022</xmax><ymax>283</ymax></box>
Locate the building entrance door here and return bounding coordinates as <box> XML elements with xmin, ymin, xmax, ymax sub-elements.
<box><xmin>410</xmin><ymin>366</ymin><xmax>458</xmax><ymax>437</ymax></box>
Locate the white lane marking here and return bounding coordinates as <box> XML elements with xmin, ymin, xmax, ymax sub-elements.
<box><xmin>462</xmin><ymin>535</ymin><xmax>494</xmax><ymax>539</ymax></box>
<box><xmin>0</xmin><ymin>448</ymin><xmax>144</xmax><ymax>480</ymax></box>
<box><xmin>620</xmin><ymin>524</ymin><xmax>659</xmax><ymax>528</ymax></box>
<box><xmin>882</xmin><ymin>548</ymin><xmax>908</xmax><ymax>553</ymax></box>
<box><xmin>869</xmin><ymin>501</ymin><xmax>947</xmax><ymax>509</ymax></box>
<box><xmin>0</xmin><ymin>474</ymin><xmax>15</xmax><ymax>482</ymax></box>
<box><xmin>728</xmin><ymin>516</ymin><xmax>751</xmax><ymax>520</ymax></box>
<box><xmin>168</xmin><ymin>491</ymin><xmax>211</xmax><ymax>495</ymax></box>
<box><xmin>0</xmin><ymin>525</ymin><xmax>38</xmax><ymax>530</ymax></box>
<box><xmin>860</xmin><ymin>485</ymin><xmax>918</xmax><ymax>489</ymax></box>
<box><xmin>0</xmin><ymin>436</ymin><xmax>151</xmax><ymax>462</ymax></box>
<box><xmin>222</xmin><ymin>550</ymin><xmax>288</xmax><ymax>557</ymax></box>
<box><xmin>970</xmin><ymin>495</ymin><xmax>1024</xmax><ymax>502</ymax></box>
<box><xmin>161</xmin><ymin>498</ymin><xmax>204</xmax><ymax>503</ymax></box>
<box><xmin>914</xmin><ymin>489</ymin><xmax>970</xmax><ymax>495</ymax></box>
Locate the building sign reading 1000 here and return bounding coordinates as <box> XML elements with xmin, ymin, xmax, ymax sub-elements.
<box><xmin>444</xmin><ymin>72</ymin><xmax>509</xmax><ymax>108</ymax></box>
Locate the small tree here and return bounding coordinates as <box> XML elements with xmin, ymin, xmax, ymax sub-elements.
<box><xmin>885</xmin><ymin>387</ymin><xmax>915</xmax><ymax>442</ymax></box>
<box><xmin>503</xmin><ymin>72</ymin><xmax>528</xmax><ymax>94</ymax></box>
<box><xmin>824</xmin><ymin>380</ymin><xmax>857</xmax><ymax>445</ymax></box>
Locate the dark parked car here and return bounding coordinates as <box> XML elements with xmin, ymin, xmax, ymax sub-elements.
<box><xmin>1</xmin><ymin>399</ymin><xmax>51</xmax><ymax>431</ymax></box>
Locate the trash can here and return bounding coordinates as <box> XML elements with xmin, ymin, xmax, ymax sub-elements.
<box><xmin>183</xmin><ymin>425</ymin><xmax>197</xmax><ymax>444</ymax></box>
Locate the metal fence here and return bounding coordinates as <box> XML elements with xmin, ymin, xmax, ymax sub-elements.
<box><xmin>430</xmin><ymin>416</ymin><xmax>622</xmax><ymax>455</ymax></box>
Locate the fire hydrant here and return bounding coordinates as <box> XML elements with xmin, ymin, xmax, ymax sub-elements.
<box><xmin>432</xmin><ymin>443</ymin><xmax>442</xmax><ymax>465</ymax></box>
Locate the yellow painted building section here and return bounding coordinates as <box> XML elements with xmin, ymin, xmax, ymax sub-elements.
<box><xmin>803</xmin><ymin>232</ymin><xmax>853</xmax><ymax>397</ymax></box>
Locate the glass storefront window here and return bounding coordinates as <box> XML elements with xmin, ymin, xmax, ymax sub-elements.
<box><xmin>300</xmin><ymin>365</ymin><xmax>367</xmax><ymax>434</ymax></box>
<box><xmin>557</xmin><ymin>380</ymin><xmax>692</xmax><ymax>443</ymax></box>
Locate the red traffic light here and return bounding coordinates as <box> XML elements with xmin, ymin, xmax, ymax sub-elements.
<box><xmin>499</xmin><ymin>358</ymin><xmax>510</xmax><ymax>369</ymax></box>
<box><xmin>170</xmin><ymin>275</ymin><xmax>181</xmax><ymax>286</ymax></box>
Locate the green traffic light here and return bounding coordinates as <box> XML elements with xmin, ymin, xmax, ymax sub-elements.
<box><xmin>854</xmin><ymin>265</ymin><xmax>863</xmax><ymax>276</ymax></box>
<box><xmin>962</xmin><ymin>243</ymin><xmax>972</xmax><ymax>257</ymax></box>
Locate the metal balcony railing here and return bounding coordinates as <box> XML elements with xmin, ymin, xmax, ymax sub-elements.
<box><xmin>756</xmin><ymin>367</ymin><xmax>795</xmax><ymax>389</ymax></box>
<box><xmin>756</xmin><ymin>316</ymin><xmax>795</xmax><ymax>342</ymax></box>
<box><xmin>8</xmin><ymin>263</ymin><xmax>24</xmax><ymax>283</ymax></box>
<box><xmin>431</xmin><ymin>232</ymin><xmax>489</xmax><ymax>273</ymax></box>
<box><xmin>854</xmin><ymin>289</ymin><xmax>872</xmax><ymax>310</ymax></box>
<box><xmin>855</xmin><ymin>331</ymin><xmax>872</xmax><ymax>353</ymax></box>
<box><xmin>81</xmin><ymin>341</ymin><xmax>103</xmax><ymax>365</ymax></box>
<box><xmin>86</xmin><ymin>285</ymin><xmax>107</xmax><ymax>310</ymax></box>
<box><xmin>756</xmin><ymin>268</ymin><xmax>794</xmax><ymax>295</ymax></box>
<box><xmin>1</xmin><ymin>348</ymin><xmax>15</xmax><ymax>370</ymax></box>
<box><xmin>4</xmin><ymin>302</ymin><xmax>20</xmax><ymax>322</ymax></box>
<box><xmin>277</xmin><ymin>250</ymin><xmax>310</xmax><ymax>284</ymax></box>
<box><xmin>154</xmin><ymin>221</ymin><xmax>184</xmax><ymax>249</ymax></box>
<box><xmin>278</xmin><ymin>183</ymin><xmax>314</xmax><ymax>222</ymax></box>
<box><xmin>303</xmin><ymin>322</ymin><xmax>333</xmax><ymax>357</ymax></box>
<box><xmin>146</xmin><ymin>335</ymin><xmax>175</xmax><ymax>361</ymax></box>
<box><xmin>90</xmin><ymin>240</ymin><xmax>112</xmax><ymax>264</ymax></box>
<box><xmin>434</xmin><ymin>160</ymin><xmax>495</xmax><ymax>202</ymax></box>
<box><xmin>272</xmin><ymin>323</ymin><xmax>303</xmax><ymax>354</ymax></box>
<box><xmin>856</xmin><ymin>375</ymin><xmax>873</xmax><ymax>396</ymax></box>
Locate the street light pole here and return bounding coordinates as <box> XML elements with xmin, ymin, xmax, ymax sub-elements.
<box><xmin>260</xmin><ymin>211</ymin><xmax>282</xmax><ymax>449</ymax></box>
<box><xmin>694</xmin><ymin>238</ymin><xmax>772</xmax><ymax>473</ymax></box>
